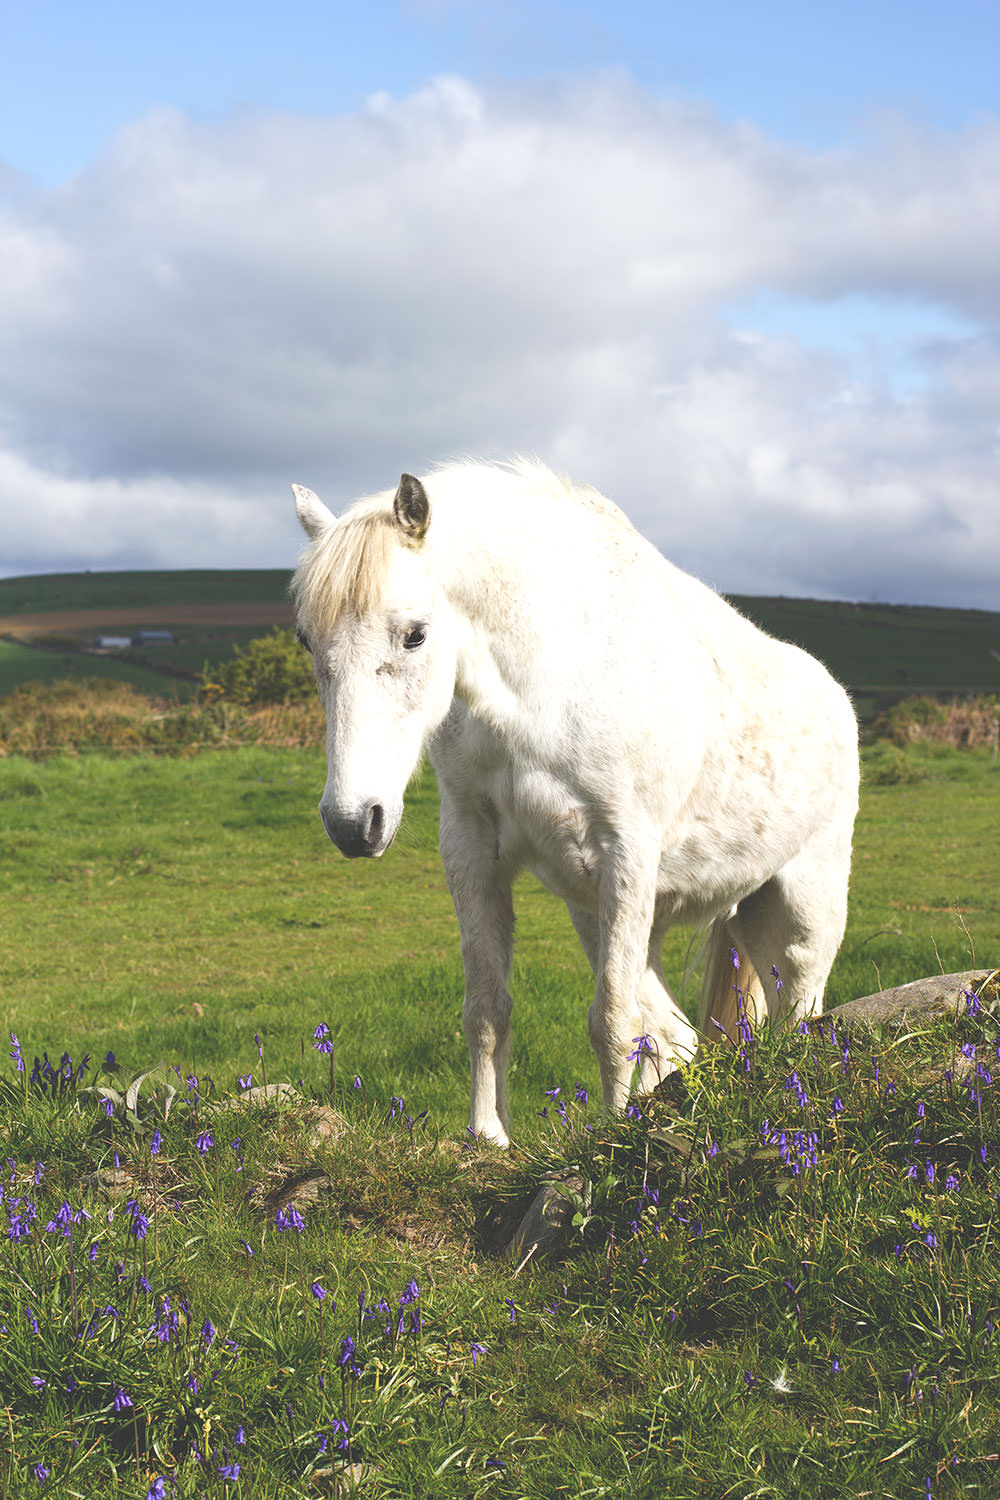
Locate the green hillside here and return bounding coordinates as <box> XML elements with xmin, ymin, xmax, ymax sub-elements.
<box><xmin>0</xmin><ymin>568</ymin><xmax>290</xmax><ymax>615</ymax></box>
<box><xmin>729</xmin><ymin>595</ymin><xmax>1000</xmax><ymax>723</ymax></box>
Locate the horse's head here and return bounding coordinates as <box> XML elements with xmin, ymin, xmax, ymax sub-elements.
<box><xmin>292</xmin><ymin>474</ymin><xmax>456</xmax><ymax>858</ymax></box>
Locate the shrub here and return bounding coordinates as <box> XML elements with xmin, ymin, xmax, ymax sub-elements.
<box><xmin>862</xmin><ymin>743</ymin><xmax>928</xmax><ymax>786</ymax></box>
<box><xmin>872</xmin><ymin>693</ymin><xmax>999</xmax><ymax>749</ymax></box>
<box><xmin>200</xmin><ymin>628</ymin><xmax>315</xmax><ymax>708</ymax></box>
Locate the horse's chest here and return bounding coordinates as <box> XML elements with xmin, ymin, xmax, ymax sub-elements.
<box><xmin>492</xmin><ymin>771</ymin><xmax>602</xmax><ymax>905</ymax></box>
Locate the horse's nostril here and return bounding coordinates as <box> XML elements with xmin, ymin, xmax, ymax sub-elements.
<box><xmin>366</xmin><ymin>802</ymin><xmax>385</xmax><ymax>847</ymax></box>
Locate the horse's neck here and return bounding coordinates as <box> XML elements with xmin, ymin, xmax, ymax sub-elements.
<box><xmin>440</xmin><ymin>518</ymin><xmax>562</xmax><ymax>733</ymax></box>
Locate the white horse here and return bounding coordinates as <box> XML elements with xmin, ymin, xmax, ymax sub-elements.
<box><xmin>291</xmin><ymin>460</ymin><xmax>859</xmax><ymax>1145</ymax></box>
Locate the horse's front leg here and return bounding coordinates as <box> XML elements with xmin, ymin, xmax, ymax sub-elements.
<box><xmin>440</xmin><ymin>807</ymin><xmax>515</xmax><ymax>1147</ymax></box>
<box><xmin>588</xmin><ymin>843</ymin><xmax>661</xmax><ymax>1113</ymax></box>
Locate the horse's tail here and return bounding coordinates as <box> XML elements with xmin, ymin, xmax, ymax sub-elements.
<box><xmin>698</xmin><ymin>917</ymin><xmax>766</xmax><ymax>1042</ymax></box>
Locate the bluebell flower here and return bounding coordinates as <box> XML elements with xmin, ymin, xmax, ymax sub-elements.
<box><xmin>313</xmin><ymin>1023</ymin><xmax>333</xmax><ymax>1054</ymax></box>
<box><xmin>330</xmin><ymin>1418</ymin><xmax>350</xmax><ymax>1451</ymax></box>
<box><xmin>113</xmin><ymin>1386</ymin><xmax>133</xmax><ymax>1412</ymax></box>
<box><xmin>274</xmin><ymin>1206</ymin><xmax>305</xmax><ymax>1233</ymax></box>
<box><xmin>627</xmin><ymin>1035</ymin><xmax>655</xmax><ymax>1063</ymax></box>
<box><xmin>127</xmin><ymin>1205</ymin><xmax>150</xmax><ymax>1241</ymax></box>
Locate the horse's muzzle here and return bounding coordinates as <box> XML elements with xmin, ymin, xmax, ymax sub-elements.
<box><xmin>320</xmin><ymin>800</ymin><xmax>394</xmax><ymax>858</ymax></box>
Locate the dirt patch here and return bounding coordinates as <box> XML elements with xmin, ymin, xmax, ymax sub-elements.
<box><xmin>0</xmin><ymin>603</ymin><xmax>294</xmax><ymax>636</ymax></box>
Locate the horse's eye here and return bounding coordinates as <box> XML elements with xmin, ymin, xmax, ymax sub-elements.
<box><xmin>296</xmin><ymin>627</ymin><xmax>311</xmax><ymax>653</ymax></box>
<box><xmin>403</xmin><ymin>625</ymin><xmax>427</xmax><ymax>651</ymax></box>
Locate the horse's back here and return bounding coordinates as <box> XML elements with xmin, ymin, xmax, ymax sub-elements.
<box><xmin>429</xmin><ymin>460</ymin><xmax>857</xmax><ymax>904</ymax></box>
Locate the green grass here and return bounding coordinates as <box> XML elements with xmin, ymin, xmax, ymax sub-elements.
<box><xmin>0</xmin><ymin>745</ymin><xmax>998</xmax><ymax>1496</ymax></box>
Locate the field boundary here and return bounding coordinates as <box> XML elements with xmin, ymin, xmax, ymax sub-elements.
<box><xmin>0</xmin><ymin>602</ymin><xmax>294</xmax><ymax>635</ymax></box>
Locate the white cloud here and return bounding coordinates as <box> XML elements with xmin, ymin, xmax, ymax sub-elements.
<box><xmin>0</xmin><ymin>73</ymin><xmax>997</xmax><ymax>606</ymax></box>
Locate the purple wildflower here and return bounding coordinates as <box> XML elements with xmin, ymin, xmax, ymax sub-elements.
<box><xmin>313</xmin><ymin>1023</ymin><xmax>333</xmax><ymax>1054</ymax></box>
<box><xmin>627</xmin><ymin>1034</ymin><xmax>655</xmax><ymax>1063</ymax></box>
<box><xmin>274</xmin><ymin>1206</ymin><xmax>305</xmax><ymax>1233</ymax></box>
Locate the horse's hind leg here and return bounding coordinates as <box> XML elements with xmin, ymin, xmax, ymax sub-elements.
<box><xmin>727</xmin><ymin>822</ymin><xmax>853</xmax><ymax>1025</ymax></box>
<box><xmin>440</xmin><ymin>806</ymin><xmax>515</xmax><ymax>1146</ymax></box>
<box><xmin>568</xmin><ymin>905</ymin><xmax>698</xmax><ymax>1100</ymax></box>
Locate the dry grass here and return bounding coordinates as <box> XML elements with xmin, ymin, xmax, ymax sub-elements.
<box><xmin>0</xmin><ymin>677</ymin><xmax>325</xmax><ymax>758</ymax></box>
<box><xmin>873</xmin><ymin>693</ymin><xmax>999</xmax><ymax>749</ymax></box>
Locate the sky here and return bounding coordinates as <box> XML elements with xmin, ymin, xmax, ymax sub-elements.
<box><xmin>0</xmin><ymin>1</ymin><xmax>998</xmax><ymax>607</ymax></box>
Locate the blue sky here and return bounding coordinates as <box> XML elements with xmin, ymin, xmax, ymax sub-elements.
<box><xmin>0</xmin><ymin>1</ymin><xmax>997</xmax><ymax>604</ymax></box>
<box><xmin>3</xmin><ymin>0</ymin><xmax>997</xmax><ymax>181</ymax></box>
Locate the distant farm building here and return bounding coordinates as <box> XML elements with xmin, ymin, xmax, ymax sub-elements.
<box><xmin>93</xmin><ymin>635</ymin><xmax>132</xmax><ymax>651</ymax></box>
<box><xmin>131</xmin><ymin>630</ymin><xmax>175</xmax><ymax>646</ymax></box>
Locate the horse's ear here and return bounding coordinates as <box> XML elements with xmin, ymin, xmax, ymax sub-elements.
<box><xmin>392</xmin><ymin>474</ymin><xmax>430</xmax><ymax>542</ymax></box>
<box><xmin>292</xmin><ymin>484</ymin><xmax>335</xmax><ymax>541</ymax></box>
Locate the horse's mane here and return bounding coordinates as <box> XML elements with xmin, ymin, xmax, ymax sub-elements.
<box><xmin>291</xmin><ymin>493</ymin><xmax>398</xmax><ymax>636</ymax></box>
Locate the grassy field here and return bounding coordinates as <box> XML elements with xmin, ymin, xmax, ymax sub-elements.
<box><xmin>2</xmin><ymin>570</ymin><xmax>998</xmax><ymax>714</ymax></box>
<box><xmin>0</xmin><ymin>742</ymin><xmax>998</xmax><ymax>1495</ymax></box>
<box><xmin>2</xmin><ymin>744</ymin><xmax>997</xmax><ymax>1103</ymax></box>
